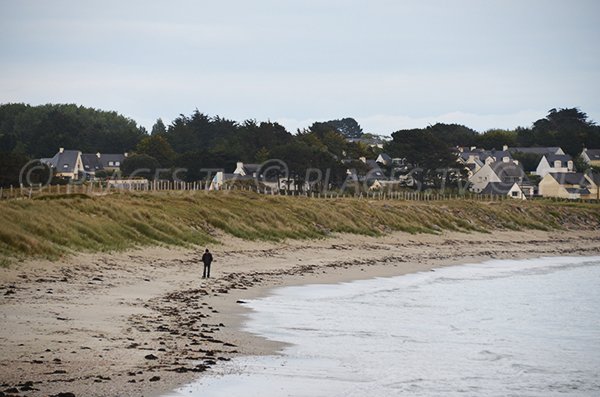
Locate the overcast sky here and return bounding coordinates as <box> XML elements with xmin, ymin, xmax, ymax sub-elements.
<box><xmin>1</xmin><ymin>0</ymin><xmax>598</xmax><ymax>134</ymax></box>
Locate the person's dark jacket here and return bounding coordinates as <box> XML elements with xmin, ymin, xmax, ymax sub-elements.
<box><xmin>202</xmin><ymin>252</ymin><xmax>213</xmax><ymax>265</ymax></box>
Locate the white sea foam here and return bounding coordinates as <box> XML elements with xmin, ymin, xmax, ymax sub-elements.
<box><xmin>165</xmin><ymin>256</ymin><xmax>600</xmax><ymax>396</ymax></box>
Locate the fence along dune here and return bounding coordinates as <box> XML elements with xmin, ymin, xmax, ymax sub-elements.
<box><xmin>0</xmin><ymin>191</ymin><xmax>599</xmax><ymax>261</ymax></box>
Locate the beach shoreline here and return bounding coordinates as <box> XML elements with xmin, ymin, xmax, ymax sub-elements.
<box><xmin>1</xmin><ymin>229</ymin><xmax>600</xmax><ymax>397</ymax></box>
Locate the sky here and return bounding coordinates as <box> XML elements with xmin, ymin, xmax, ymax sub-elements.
<box><xmin>1</xmin><ymin>0</ymin><xmax>599</xmax><ymax>135</ymax></box>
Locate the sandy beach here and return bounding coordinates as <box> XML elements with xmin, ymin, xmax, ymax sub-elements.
<box><xmin>1</xmin><ymin>229</ymin><xmax>600</xmax><ymax>397</ymax></box>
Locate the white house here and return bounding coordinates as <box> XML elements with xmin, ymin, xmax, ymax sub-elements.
<box><xmin>233</xmin><ymin>162</ymin><xmax>261</xmax><ymax>177</ymax></box>
<box><xmin>535</xmin><ymin>154</ymin><xmax>574</xmax><ymax>177</ymax></box>
<box><xmin>480</xmin><ymin>182</ymin><xmax>526</xmax><ymax>200</ymax></box>
<box><xmin>40</xmin><ymin>148</ymin><xmax>84</xmax><ymax>179</ymax></box>
<box><xmin>538</xmin><ymin>172</ymin><xmax>597</xmax><ymax>199</ymax></box>
<box><xmin>582</xmin><ymin>148</ymin><xmax>600</xmax><ymax>167</ymax></box>
<box><xmin>469</xmin><ymin>161</ymin><xmax>527</xmax><ymax>193</ymax></box>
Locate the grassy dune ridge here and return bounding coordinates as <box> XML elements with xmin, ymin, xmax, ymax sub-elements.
<box><xmin>0</xmin><ymin>191</ymin><xmax>599</xmax><ymax>261</ymax></box>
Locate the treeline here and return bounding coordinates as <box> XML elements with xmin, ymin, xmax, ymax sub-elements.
<box><xmin>402</xmin><ymin>108</ymin><xmax>600</xmax><ymax>156</ymax></box>
<box><xmin>1</xmin><ymin>103</ymin><xmax>599</xmax><ymax>187</ymax></box>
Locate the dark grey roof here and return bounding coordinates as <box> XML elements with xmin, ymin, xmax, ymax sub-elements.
<box><xmin>548</xmin><ymin>172</ymin><xmax>589</xmax><ymax>186</ymax></box>
<box><xmin>586</xmin><ymin>172</ymin><xmax>600</xmax><ymax>186</ymax></box>
<box><xmin>480</xmin><ymin>182</ymin><xmax>518</xmax><ymax>195</ymax></box>
<box><xmin>41</xmin><ymin>150</ymin><xmax>80</xmax><ymax>173</ymax></box>
<box><xmin>81</xmin><ymin>154</ymin><xmax>103</xmax><ymax>173</ymax></box>
<box><xmin>584</xmin><ymin>149</ymin><xmax>600</xmax><ymax>160</ymax></box>
<box><xmin>509</xmin><ymin>147</ymin><xmax>562</xmax><ymax>155</ymax></box>
<box><xmin>242</xmin><ymin>163</ymin><xmax>261</xmax><ymax>174</ymax></box>
<box><xmin>222</xmin><ymin>173</ymin><xmax>254</xmax><ymax>181</ymax></box>
<box><xmin>377</xmin><ymin>153</ymin><xmax>392</xmax><ymax>163</ymax></box>
<box><xmin>98</xmin><ymin>154</ymin><xmax>125</xmax><ymax>168</ymax></box>
<box><xmin>490</xmin><ymin>161</ymin><xmax>526</xmax><ymax>179</ymax></box>
<box><xmin>544</xmin><ymin>154</ymin><xmax>572</xmax><ymax>167</ymax></box>
<box><xmin>565</xmin><ymin>187</ymin><xmax>590</xmax><ymax>195</ymax></box>
<box><xmin>365</xmin><ymin>160</ymin><xmax>385</xmax><ymax>177</ymax></box>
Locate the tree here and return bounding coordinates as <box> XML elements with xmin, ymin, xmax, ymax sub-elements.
<box><xmin>325</xmin><ymin>118</ymin><xmax>363</xmax><ymax>139</ymax></box>
<box><xmin>0</xmin><ymin>153</ymin><xmax>50</xmax><ymax>187</ymax></box>
<box><xmin>151</xmin><ymin>118</ymin><xmax>167</xmax><ymax>136</ymax></box>
<box><xmin>135</xmin><ymin>134</ymin><xmax>177</xmax><ymax>167</ymax></box>
<box><xmin>523</xmin><ymin>108</ymin><xmax>600</xmax><ymax>156</ymax></box>
<box><xmin>384</xmin><ymin>129</ymin><xmax>458</xmax><ymax>189</ymax></box>
<box><xmin>476</xmin><ymin>129</ymin><xmax>518</xmax><ymax>150</ymax></box>
<box><xmin>427</xmin><ymin>123</ymin><xmax>478</xmax><ymax>147</ymax></box>
<box><xmin>0</xmin><ymin>103</ymin><xmax>146</xmax><ymax>158</ymax></box>
<box><xmin>121</xmin><ymin>154</ymin><xmax>160</xmax><ymax>179</ymax></box>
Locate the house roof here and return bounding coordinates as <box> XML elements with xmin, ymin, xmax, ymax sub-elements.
<box><xmin>509</xmin><ymin>147</ymin><xmax>562</xmax><ymax>155</ymax></box>
<box><xmin>81</xmin><ymin>154</ymin><xmax>103</xmax><ymax>173</ymax></box>
<box><xmin>365</xmin><ymin>160</ymin><xmax>385</xmax><ymax>178</ymax></box>
<box><xmin>565</xmin><ymin>187</ymin><xmax>590</xmax><ymax>195</ymax></box>
<box><xmin>585</xmin><ymin>172</ymin><xmax>600</xmax><ymax>186</ymax></box>
<box><xmin>548</xmin><ymin>172</ymin><xmax>589</xmax><ymax>186</ymax></box>
<box><xmin>584</xmin><ymin>149</ymin><xmax>600</xmax><ymax>160</ymax></box>
<box><xmin>377</xmin><ymin>153</ymin><xmax>392</xmax><ymax>163</ymax></box>
<box><xmin>242</xmin><ymin>163</ymin><xmax>261</xmax><ymax>174</ymax></box>
<box><xmin>480</xmin><ymin>182</ymin><xmax>519</xmax><ymax>195</ymax></box>
<box><xmin>490</xmin><ymin>161</ymin><xmax>526</xmax><ymax>179</ymax></box>
<box><xmin>544</xmin><ymin>154</ymin><xmax>572</xmax><ymax>167</ymax></box>
<box><xmin>41</xmin><ymin>150</ymin><xmax>81</xmax><ymax>173</ymax></box>
<box><xmin>97</xmin><ymin>153</ymin><xmax>125</xmax><ymax>168</ymax></box>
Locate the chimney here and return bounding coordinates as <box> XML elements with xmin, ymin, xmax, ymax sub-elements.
<box><xmin>359</xmin><ymin>157</ymin><xmax>366</xmax><ymax>164</ymax></box>
<box><xmin>470</xmin><ymin>146</ymin><xmax>476</xmax><ymax>151</ymax></box>
<box><xmin>59</xmin><ymin>147</ymin><xmax>64</xmax><ymax>153</ymax></box>
<box><xmin>96</xmin><ymin>152</ymin><xmax>101</xmax><ymax>158</ymax></box>
<box><xmin>503</xmin><ymin>145</ymin><xmax>508</xmax><ymax>151</ymax></box>
<box><xmin>124</xmin><ymin>152</ymin><xmax>128</xmax><ymax>158</ymax></box>
<box><xmin>513</xmin><ymin>159</ymin><xmax>519</xmax><ymax>165</ymax></box>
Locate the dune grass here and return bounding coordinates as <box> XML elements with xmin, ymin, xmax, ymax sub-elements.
<box><xmin>0</xmin><ymin>191</ymin><xmax>598</xmax><ymax>261</ymax></box>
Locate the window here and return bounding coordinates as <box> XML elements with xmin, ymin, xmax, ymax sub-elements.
<box><xmin>63</xmin><ymin>164</ymin><xmax>69</xmax><ymax>169</ymax></box>
<box><xmin>115</xmin><ymin>161</ymin><xmax>120</xmax><ymax>166</ymax></box>
<box><xmin>108</xmin><ymin>161</ymin><xmax>114</xmax><ymax>166</ymax></box>
<box><xmin>512</xmin><ymin>191</ymin><xmax>519</xmax><ymax>197</ymax></box>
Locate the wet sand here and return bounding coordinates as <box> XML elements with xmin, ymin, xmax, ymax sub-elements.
<box><xmin>1</xmin><ymin>229</ymin><xmax>600</xmax><ymax>397</ymax></box>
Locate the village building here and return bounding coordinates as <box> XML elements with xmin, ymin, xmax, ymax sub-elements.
<box><xmin>538</xmin><ymin>172</ymin><xmax>599</xmax><ymax>200</ymax></box>
<box><xmin>40</xmin><ymin>148</ymin><xmax>84</xmax><ymax>180</ymax></box>
<box><xmin>40</xmin><ymin>148</ymin><xmax>128</xmax><ymax>180</ymax></box>
<box><xmin>582</xmin><ymin>148</ymin><xmax>600</xmax><ymax>167</ymax></box>
<box><xmin>468</xmin><ymin>161</ymin><xmax>530</xmax><ymax>195</ymax></box>
<box><xmin>480</xmin><ymin>182</ymin><xmax>527</xmax><ymax>200</ymax></box>
<box><xmin>534</xmin><ymin>154</ymin><xmax>574</xmax><ymax>177</ymax></box>
<box><xmin>233</xmin><ymin>162</ymin><xmax>261</xmax><ymax>178</ymax></box>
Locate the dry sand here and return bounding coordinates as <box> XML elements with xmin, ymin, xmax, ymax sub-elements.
<box><xmin>1</xmin><ymin>229</ymin><xmax>600</xmax><ymax>397</ymax></box>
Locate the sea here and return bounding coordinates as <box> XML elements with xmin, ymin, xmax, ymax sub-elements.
<box><xmin>164</xmin><ymin>256</ymin><xmax>600</xmax><ymax>397</ymax></box>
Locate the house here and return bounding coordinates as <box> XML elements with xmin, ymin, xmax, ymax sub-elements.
<box><xmin>233</xmin><ymin>162</ymin><xmax>261</xmax><ymax>178</ymax></box>
<box><xmin>40</xmin><ymin>148</ymin><xmax>84</xmax><ymax>179</ymax></box>
<box><xmin>535</xmin><ymin>154</ymin><xmax>574</xmax><ymax>177</ymax></box>
<box><xmin>582</xmin><ymin>148</ymin><xmax>600</xmax><ymax>167</ymax></box>
<box><xmin>376</xmin><ymin>153</ymin><xmax>392</xmax><ymax>166</ymax></box>
<box><xmin>81</xmin><ymin>153</ymin><xmax>104</xmax><ymax>176</ymax></box>
<box><xmin>457</xmin><ymin>148</ymin><xmax>514</xmax><ymax>177</ymax></box>
<box><xmin>480</xmin><ymin>182</ymin><xmax>526</xmax><ymax>200</ymax></box>
<box><xmin>97</xmin><ymin>153</ymin><xmax>127</xmax><ymax>171</ymax></box>
<box><xmin>538</xmin><ymin>172</ymin><xmax>596</xmax><ymax>200</ymax></box>
<box><xmin>469</xmin><ymin>161</ymin><xmax>528</xmax><ymax>194</ymax></box>
<box><xmin>209</xmin><ymin>172</ymin><xmax>253</xmax><ymax>190</ymax></box>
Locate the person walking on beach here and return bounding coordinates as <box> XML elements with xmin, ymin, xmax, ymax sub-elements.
<box><xmin>202</xmin><ymin>249</ymin><xmax>213</xmax><ymax>278</ymax></box>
